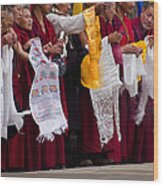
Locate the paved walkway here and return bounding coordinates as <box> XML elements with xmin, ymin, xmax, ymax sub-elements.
<box><xmin>1</xmin><ymin>163</ymin><xmax>154</xmax><ymax>181</ymax></box>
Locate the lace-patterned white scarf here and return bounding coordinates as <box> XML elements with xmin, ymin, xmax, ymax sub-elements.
<box><xmin>90</xmin><ymin>37</ymin><xmax>122</xmax><ymax>147</ymax></box>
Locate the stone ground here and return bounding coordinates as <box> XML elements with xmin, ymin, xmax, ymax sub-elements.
<box><xmin>1</xmin><ymin>163</ymin><xmax>154</xmax><ymax>181</ymax></box>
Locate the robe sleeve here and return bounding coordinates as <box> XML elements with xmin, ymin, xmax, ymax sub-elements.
<box><xmin>46</xmin><ymin>13</ymin><xmax>85</xmax><ymax>35</ymax></box>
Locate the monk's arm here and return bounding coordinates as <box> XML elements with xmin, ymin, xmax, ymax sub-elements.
<box><xmin>46</xmin><ymin>13</ymin><xmax>85</xmax><ymax>36</ymax></box>
<box><xmin>13</xmin><ymin>41</ymin><xmax>29</xmax><ymax>61</ymax></box>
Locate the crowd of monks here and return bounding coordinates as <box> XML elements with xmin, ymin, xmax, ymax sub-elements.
<box><xmin>1</xmin><ymin>2</ymin><xmax>154</xmax><ymax>172</ymax></box>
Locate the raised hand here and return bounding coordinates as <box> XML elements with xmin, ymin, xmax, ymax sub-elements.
<box><xmin>108</xmin><ymin>31</ymin><xmax>122</xmax><ymax>44</ymax></box>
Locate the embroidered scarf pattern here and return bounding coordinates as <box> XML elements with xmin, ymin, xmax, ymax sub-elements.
<box><xmin>29</xmin><ymin>39</ymin><xmax>68</xmax><ymax>143</ymax></box>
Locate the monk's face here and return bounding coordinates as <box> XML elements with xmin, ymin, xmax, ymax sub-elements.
<box><xmin>118</xmin><ymin>2</ymin><xmax>135</xmax><ymax>15</ymax></box>
<box><xmin>12</xmin><ymin>5</ymin><xmax>24</xmax><ymax>24</ymax></box>
<box><xmin>19</xmin><ymin>8</ymin><xmax>33</xmax><ymax>30</ymax></box>
<box><xmin>103</xmin><ymin>2</ymin><xmax>116</xmax><ymax>21</ymax></box>
<box><xmin>40</xmin><ymin>4</ymin><xmax>52</xmax><ymax>14</ymax></box>
<box><xmin>140</xmin><ymin>6</ymin><xmax>154</xmax><ymax>30</ymax></box>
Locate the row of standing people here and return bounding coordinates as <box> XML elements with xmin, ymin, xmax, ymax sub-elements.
<box><xmin>1</xmin><ymin>2</ymin><xmax>154</xmax><ymax>171</ymax></box>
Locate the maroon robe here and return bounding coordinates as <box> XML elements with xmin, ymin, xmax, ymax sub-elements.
<box><xmin>100</xmin><ymin>16</ymin><xmax>123</xmax><ymax>65</ymax></box>
<box><xmin>131</xmin><ymin>17</ymin><xmax>154</xmax><ymax>162</ymax></box>
<box><xmin>108</xmin><ymin>19</ymin><xmax>123</xmax><ymax>65</ymax></box>
<box><xmin>99</xmin><ymin>16</ymin><xmax>108</xmax><ymax>38</ymax></box>
<box><xmin>12</xmin><ymin>23</ymin><xmax>24</xmax><ymax>111</ymax></box>
<box><xmin>113</xmin><ymin>15</ymin><xmax>135</xmax><ymax>46</ymax></box>
<box><xmin>113</xmin><ymin>14</ymin><xmax>136</xmax><ymax>162</ymax></box>
<box><xmin>79</xmin><ymin>88</ymin><xmax>101</xmax><ymax>155</ymax></box>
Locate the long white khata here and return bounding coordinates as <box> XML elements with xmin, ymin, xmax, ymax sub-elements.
<box><xmin>90</xmin><ymin>37</ymin><xmax>122</xmax><ymax>147</ymax></box>
<box><xmin>29</xmin><ymin>39</ymin><xmax>68</xmax><ymax>143</ymax></box>
<box><xmin>122</xmin><ymin>36</ymin><xmax>154</xmax><ymax>125</ymax></box>
<box><xmin>122</xmin><ymin>53</ymin><xmax>146</xmax><ymax>97</ymax></box>
<box><xmin>135</xmin><ymin>45</ymin><xmax>154</xmax><ymax>125</ymax></box>
<box><xmin>1</xmin><ymin>45</ymin><xmax>31</xmax><ymax>139</ymax></box>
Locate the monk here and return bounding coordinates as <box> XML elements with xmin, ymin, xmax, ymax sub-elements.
<box><xmin>98</xmin><ymin>2</ymin><xmax>123</xmax><ymax>163</ymax></box>
<box><xmin>50</xmin><ymin>3</ymin><xmax>83</xmax><ymax>167</ymax></box>
<box><xmin>1</xmin><ymin>8</ymin><xmax>15</xmax><ymax>172</ymax></box>
<box><xmin>79</xmin><ymin>3</ymin><xmax>122</xmax><ymax>166</ymax></box>
<box><xmin>111</xmin><ymin>2</ymin><xmax>144</xmax><ymax>163</ymax></box>
<box><xmin>1</xmin><ymin>6</ymin><xmax>29</xmax><ymax>172</ymax></box>
<box><xmin>131</xmin><ymin>2</ymin><xmax>154</xmax><ymax>163</ymax></box>
<box><xmin>18</xmin><ymin>5</ymin><xmax>67</xmax><ymax>170</ymax></box>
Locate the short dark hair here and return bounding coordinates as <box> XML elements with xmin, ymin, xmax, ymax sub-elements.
<box><xmin>143</xmin><ymin>1</ymin><xmax>154</xmax><ymax>10</ymax></box>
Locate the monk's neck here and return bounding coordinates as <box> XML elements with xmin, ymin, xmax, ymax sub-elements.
<box><xmin>14</xmin><ymin>20</ymin><xmax>20</xmax><ymax>25</ymax></box>
<box><xmin>33</xmin><ymin>6</ymin><xmax>46</xmax><ymax>33</ymax></box>
<box><xmin>33</xmin><ymin>6</ymin><xmax>44</xmax><ymax>23</ymax></box>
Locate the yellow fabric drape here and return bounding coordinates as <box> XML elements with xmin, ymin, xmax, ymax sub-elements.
<box><xmin>73</xmin><ymin>3</ymin><xmax>83</xmax><ymax>15</ymax></box>
<box><xmin>131</xmin><ymin>40</ymin><xmax>147</xmax><ymax>81</ymax></box>
<box><xmin>81</xmin><ymin>6</ymin><xmax>102</xmax><ymax>89</ymax></box>
<box><xmin>131</xmin><ymin>40</ymin><xmax>147</xmax><ymax>64</ymax></box>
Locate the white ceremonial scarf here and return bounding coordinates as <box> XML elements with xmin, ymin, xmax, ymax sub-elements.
<box><xmin>122</xmin><ymin>53</ymin><xmax>146</xmax><ymax>97</ymax></box>
<box><xmin>29</xmin><ymin>39</ymin><xmax>68</xmax><ymax>143</ymax></box>
<box><xmin>135</xmin><ymin>46</ymin><xmax>154</xmax><ymax>126</ymax></box>
<box><xmin>90</xmin><ymin>37</ymin><xmax>122</xmax><ymax>147</ymax></box>
<box><xmin>1</xmin><ymin>45</ymin><xmax>30</xmax><ymax>139</ymax></box>
<box><xmin>0</xmin><ymin>58</ymin><xmax>4</xmax><ymax>133</ymax></box>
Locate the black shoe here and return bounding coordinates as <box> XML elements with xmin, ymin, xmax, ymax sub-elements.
<box><xmin>79</xmin><ymin>159</ymin><xmax>93</xmax><ymax>167</ymax></box>
<box><xmin>92</xmin><ymin>158</ymin><xmax>114</xmax><ymax>166</ymax></box>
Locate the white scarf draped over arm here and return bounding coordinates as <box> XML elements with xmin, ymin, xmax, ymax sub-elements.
<box><xmin>46</xmin><ymin>13</ymin><xmax>85</xmax><ymax>36</ymax></box>
<box><xmin>1</xmin><ymin>45</ymin><xmax>31</xmax><ymax>139</ymax></box>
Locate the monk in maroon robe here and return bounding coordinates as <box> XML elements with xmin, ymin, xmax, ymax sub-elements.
<box><xmin>1</xmin><ymin>8</ymin><xmax>15</xmax><ymax>172</ymax></box>
<box><xmin>1</xmin><ymin>5</ymin><xmax>26</xmax><ymax>172</ymax></box>
<box><xmin>99</xmin><ymin>2</ymin><xmax>140</xmax><ymax>163</ymax></box>
<box><xmin>79</xmin><ymin>3</ymin><xmax>122</xmax><ymax>166</ymax></box>
<box><xmin>131</xmin><ymin>2</ymin><xmax>154</xmax><ymax>163</ymax></box>
<box><xmin>114</xmin><ymin>2</ymin><xmax>141</xmax><ymax>162</ymax></box>
<box><xmin>98</xmin><ymin>3</ymin><xmax>122</xmax><ymax>163</ymax></box>
<box><xmin>22</xmin><ymin>5</ymin><xmax>67</xmax><ymax>170</ymax></box>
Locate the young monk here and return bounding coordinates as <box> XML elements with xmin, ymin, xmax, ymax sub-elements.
<box><xmin>13</xmin><ymin>5</ymin><xmax>67</xmax><ymax>170</ymax></box>
<box><xmin>131</xmin><ymin>2</ymin><xmax>154</xmax><ymax>163</ymax></box>
<box><xmin>5</xmin><ymin>5</ymin><xmax>25</xmax><ymax>112</ymax></box>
